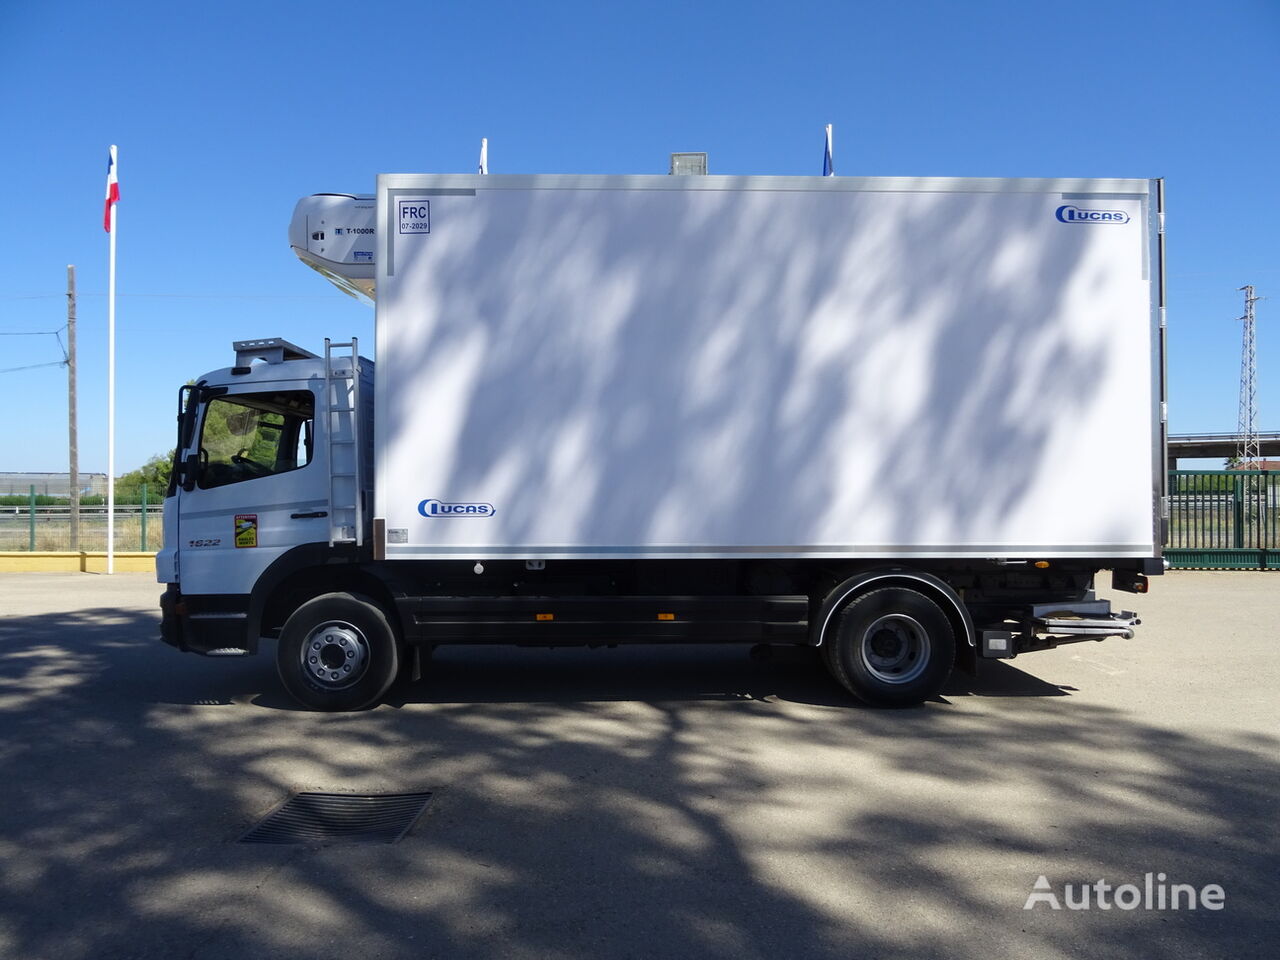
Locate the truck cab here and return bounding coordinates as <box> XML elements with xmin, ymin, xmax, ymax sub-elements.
<box><xmin>159</xmin><ymin>338</ymin><xmax>373</xmax><ymax>657</ymax></box>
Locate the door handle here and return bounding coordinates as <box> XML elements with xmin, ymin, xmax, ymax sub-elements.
<box><xmin>290</xmin><ymin>510</ymin><xmax>329</xmax><ymax>519</ymax></box>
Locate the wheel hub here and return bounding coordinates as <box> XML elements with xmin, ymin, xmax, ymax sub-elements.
<box><xmin>301</xmin><ymin>620</ymin><xmax>370</xmax><ymax>690</ymax></box>
<box><xmin>859</xmin><ymin>614</ymin><xmax>930</xmax><ymax>685</ymax></box>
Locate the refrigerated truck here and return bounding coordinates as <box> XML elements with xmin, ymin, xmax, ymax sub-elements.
<box><xmin>159</xmin><ymin>172</ymin><xmax>1167</xmax><ymax>710</ymax></box>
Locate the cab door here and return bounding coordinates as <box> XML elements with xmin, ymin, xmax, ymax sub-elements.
<box><xmin>177</xmin><ymin>383</ymin><xmax>328</xmax><ymax>596</ymax></box>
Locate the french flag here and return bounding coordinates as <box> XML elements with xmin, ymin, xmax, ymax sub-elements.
<box><xmin>103</xmin><ymin>145</ymin><xmax>119</xmax><ymax>232</ymax></box>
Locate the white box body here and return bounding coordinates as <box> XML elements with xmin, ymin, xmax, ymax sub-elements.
<box><xmin>373</xmin><ymin>174</ymin><xmax>1162</xmax><ymax>561</ymax></box>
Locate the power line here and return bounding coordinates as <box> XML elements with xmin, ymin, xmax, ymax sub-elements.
<box><xmin>0</xmin><ymin>360</ymin><xmax>67</xmax><ymax>375</ymax></box>
<box><xmin>0</xmin><ymin>326</ymin><xmax>71</xmax><ymax>373</ymax></box>
<box><xmin>81</xmin><ymin>292</ymin><xmax>338</xmax><ymax>300</ymax></box>
<box><xmin>0</xmin><ymin>292</ymin><xmax>337</xmax><ymax>301</ymax></box>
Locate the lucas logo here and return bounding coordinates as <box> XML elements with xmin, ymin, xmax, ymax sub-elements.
<box><xmin>418</xmin><ymin>499</ymin><xmax>495</xmax><ymax>518</ymax></box>
<box><xmin>1056</xmin><ymin>204</ymin><xmax>1130</xmax><ymax>224</ymax></box>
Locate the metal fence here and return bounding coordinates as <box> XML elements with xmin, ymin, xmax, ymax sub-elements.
<box><xmin>1166</xmin><ymin>470</ymin><xmax>1278</xmax><ymax>569</ymax></box>
<box><xmin>1</xmin><ymin>482</ymin><xmax>166</xmax><ymax>553</ymax></box>
<box><xmin>4</xmin><ymin>472</ymin><xmax>1275</xmax><ymax>567</ymax></box>
<box><xmin>0</xmin><ymin>504</ymin><xmax>164</xmax><ymax>553</ymax></box>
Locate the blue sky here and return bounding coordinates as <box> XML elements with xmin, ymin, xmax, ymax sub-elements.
<box><xmin>0</xmin><ymin>0</ymin><xmax>1276</xmax><ymax>474</ymax></box>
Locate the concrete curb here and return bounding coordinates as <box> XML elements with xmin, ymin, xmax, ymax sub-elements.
<box><xmin>0</xmin><ymin>552</ymin><xmax>156</xmax><ymax>573</ymax></box>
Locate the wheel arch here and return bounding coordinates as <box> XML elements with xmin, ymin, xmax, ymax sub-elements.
<box><xmin>814</xmin><ymin>568</ymin><xmax>976</xmax><ymax>670</ymax></box>
<box><xmin>248</xmin><ymin>545</ymin><xmax>398</xmax><ymax>649</ymax></box>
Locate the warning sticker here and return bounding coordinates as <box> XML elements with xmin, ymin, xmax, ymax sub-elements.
<box><xmin>235</xmin><ymin>515</ymin><xmax>258</xmax><ymax>548</ymax></box>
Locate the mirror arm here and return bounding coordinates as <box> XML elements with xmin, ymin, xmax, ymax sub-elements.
<box><xmin>181</xmin><ymin>452</ymin><xmax>200</xmax><ymax>492</ymax></box>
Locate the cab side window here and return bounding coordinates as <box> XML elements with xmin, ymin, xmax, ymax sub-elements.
<box><xmin>197</xmin><ymin>390</ymin><xmax>315</xmax><ymax>489</ymax></box>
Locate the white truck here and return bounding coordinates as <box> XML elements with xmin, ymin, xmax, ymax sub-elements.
<box><xmin>158</xmin><ymin>170</ymin><xmax>1167</xmax><ymax>710</ymax></box>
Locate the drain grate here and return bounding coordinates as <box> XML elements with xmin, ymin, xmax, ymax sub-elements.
<box><xmin>239</xmin><ymin>792</ymin><xmax>432</xmax><ymax>844</ymax></box>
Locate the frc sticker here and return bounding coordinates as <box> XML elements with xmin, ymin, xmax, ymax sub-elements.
<box><xmin>398</xmin><ymin>199</ymin><xmax>431</xmax><ymax>234</ymax></box>
<box><xmin>235</xmin><ymin>514</ymin><xmax>258</xmax><ymax>548</ymax></box>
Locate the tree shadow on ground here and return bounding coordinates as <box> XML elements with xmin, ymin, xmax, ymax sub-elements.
<box><xmin>0</xmin><ymin>608</ymin><xmax>1275</xmax><ymax>960</ymax></box>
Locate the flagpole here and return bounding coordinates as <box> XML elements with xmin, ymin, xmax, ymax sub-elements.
<box><xmin>107</xmin><ymin>146</ymin><xmax>117</xmax><ymax>574</ymax></box>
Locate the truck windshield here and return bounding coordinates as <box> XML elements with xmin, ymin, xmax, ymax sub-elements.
<box><xmin>197</xmin><ymin>390</ymin><xmax>315</xmax><ymax>489</ymax></box>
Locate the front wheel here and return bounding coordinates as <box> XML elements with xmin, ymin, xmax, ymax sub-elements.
<box><xmin>276</xmin><ymin>592</ymin><xmax>401</xmax><ymax>711</ymax></box>
<box><xmin>822</xmin><ymin>587</ymin><xmax>954</xmax><ymax>707</ymax></box>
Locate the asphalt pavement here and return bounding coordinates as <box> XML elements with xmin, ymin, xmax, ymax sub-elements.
<box><xmin>0</xmin><ymin>570</ymin><xmax>1276</xmax><ymax>959</ymax></box>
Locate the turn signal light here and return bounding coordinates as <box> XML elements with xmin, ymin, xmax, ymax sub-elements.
<box><xmin>1111</xmin><ymin>570</ymin><xmax>1149</xmax><ymax>594</ymax></box>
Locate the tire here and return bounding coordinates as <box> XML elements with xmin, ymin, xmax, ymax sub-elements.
<box><xmin>822</xmin><ymin>586</ymin><xmax>954</xmax><ymax>707</ymax></box>
<box><xmin>276</xmin><ymin>592</ymin><xmax>401</xmax><ymax>711</ymax></box>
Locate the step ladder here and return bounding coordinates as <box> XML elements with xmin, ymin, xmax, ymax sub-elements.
<box><xmin>323</xmin><ymin>338</ymin><xmax>363</xmax><ymax>546</ymax></box>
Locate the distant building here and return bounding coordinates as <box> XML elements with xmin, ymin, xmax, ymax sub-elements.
<box><xmin>0</xmin><ymin>472</ymin><xmax>110</xmax><ymax>497</ymax></box>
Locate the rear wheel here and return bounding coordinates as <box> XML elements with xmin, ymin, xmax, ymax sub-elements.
<box><xmin>822</xmin><ymin>587</ymin><xmax>954</xmax><ymax>706</ymax></box>
<box><xmin>276</xmin><ymin>592</ymin><xmax>401</xmax><ymax>711</ymax></box>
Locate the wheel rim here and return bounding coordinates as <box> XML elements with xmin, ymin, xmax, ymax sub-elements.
<box><xmin>300</xmin><ymin>619</ymin><xmax>371</xmax><ymax>690</ymax></box>
<box><xmin>858</xmin><ymin>614</ymin><xmax>930</xmax><ymax>685</ymax></box>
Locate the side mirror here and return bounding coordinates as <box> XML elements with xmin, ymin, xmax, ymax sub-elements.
<box><xmin>181</xmin><ymin>452</ymin><xmax>200</xmax><ymax>492</ymax></box>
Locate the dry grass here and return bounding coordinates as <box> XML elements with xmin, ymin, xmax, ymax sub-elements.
<box><xmin>0</xmin><ymin>514</ymin><xmax>163</xmax><ymax>553</ymax></box>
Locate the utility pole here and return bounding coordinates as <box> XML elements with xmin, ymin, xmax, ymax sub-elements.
<box><xmin>1235</xmin><ymin>285</ymin><xmax>1260</xmax><ymax>466</ymax></box>
<box><xmin>67</xmin><ymin>265</ymin><xmax>79</xmax><ymax>550</ymax></box>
